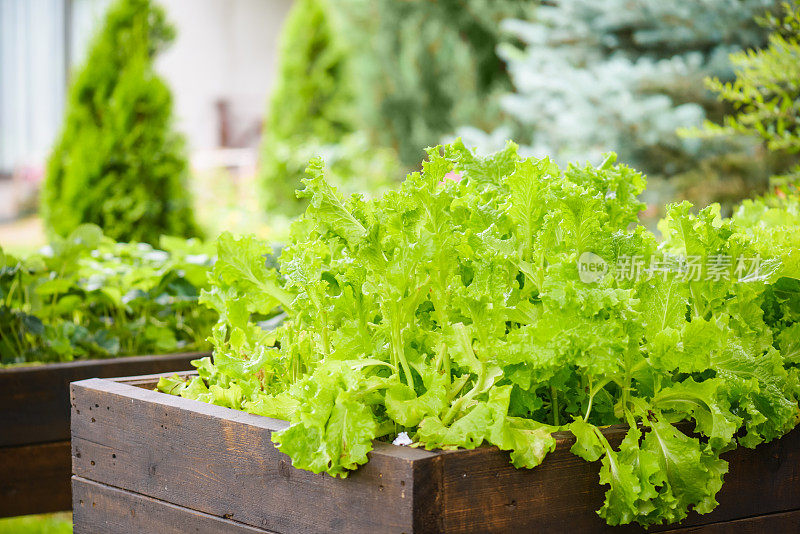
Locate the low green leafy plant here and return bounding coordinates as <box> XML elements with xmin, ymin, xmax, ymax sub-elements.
<box><xmin>0</xmin><ymin>225</ymin><xmax>216</xmax><ymax>364</ymax></box>
<box><xmin>161</xmin><ymin>141</ymin><xmax>800</xmax><ymax>527</ymax></box>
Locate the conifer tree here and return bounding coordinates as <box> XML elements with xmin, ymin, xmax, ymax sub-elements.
<box><xmin>259</xmin><ymin>0</ymin><xmax>398</xmax><ymax>215</ymax></box>
<box><xmin>43</xmin><ymin>0</ymin><xmax>200</xmax><ymax>244</ymax></box>
<box><xmin>337</xmin><ymin>0</ymin><xmax>529</xmax><ymax>165</ymax></box>
<box><xmin>460</xmin><ymin>0</ymin><xmax>790</xmax><ymax>210</ymax></box>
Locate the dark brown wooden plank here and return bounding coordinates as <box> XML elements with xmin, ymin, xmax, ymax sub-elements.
<box><xmin>0</xmin><ymin>441</ymin><xmax>71</xmax><ymax>517</ymax></box>
<box><xmin>412</xmin><ymin>454</ymin><xmax>445</xmax><ymax>533</ymax></box>
<box><xmin>72</xmin><ymin>375</ymin><xmax>800</xmax><ymax>533</ymax></box>
<box><xmin>663</xmin><ymin>508</ymin><xmax>800</xmax><ymax>533</ymax></box>
<box><xmin>71</xmin><ymin>470</ymin><xmax>800</xmax><ymax>534</ymax></box>
<box><xmin>0</xmin><ymin>352</ymin><xmax>207</xmax><ymax>447</ymax></box>
<box><xmin>114</xmin><ymin>370</ymin><xmax>197</xmax><ymax>389</ymax></box>
<box><xmin>71</xmin><ymin>378</ymin><xmax>439</xmax><ymax>534</ymax></box>
<box><xmin>438</xmin><ymin>426</ymin><xmax>800</xmax><ymax>533</ymax></box>
<box><xmin>72</xmin><ymin>477</ymin><xmax>272</xmax><ymax>534</ymax></box>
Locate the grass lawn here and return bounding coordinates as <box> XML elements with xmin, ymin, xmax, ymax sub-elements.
<box><xmin>0</xmin><ymin>216</ymin><xmax>45</xmax><ymax>256</ymax></box>
<box><xmin>0</xmin><ymin>514</ymin><xmax>72</xmax><ymax>534</ymax></box>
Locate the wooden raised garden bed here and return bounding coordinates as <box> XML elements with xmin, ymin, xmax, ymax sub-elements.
<box><xmin>70</xmin><ymin>372</ymin><xmax>800</xmax><ymax>533</ymax></box>
<box><xmin>0</xmin><ymin>352</ymin><xmax>208</xmax><ymax>517</ymax></box>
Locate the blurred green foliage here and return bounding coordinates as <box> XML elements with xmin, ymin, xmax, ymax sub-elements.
<box><xmin>0</xmin><ymin>224</ymin><xmax>215</xmax><ymax>364</ymax></box>
<box><xmin>337</xmin><ymin>0</ymin><xmax>529</xmax><ymax>165</ymax></box>
<box><xmin>692</xmin><ymin>1</ymin><xmax>800</xmax><ymax>187</ymax></box>
<box><xmin>260</xmin><ymin>0</ymin><xmax>398</xmax><ymax>215</ymax></box>
<box><xmin>460</xmin><ymin>0</ymin><xmax>797</xmax><ymax>213</ymax></box>
<box><xmin>42</xmin><ymin>0</ymin><xmax>200</xmax><ymax>245</ymax></box>
<box><xmin>259</xmin><ymin>0</ymin><xmax>529</xmax><ymax>215</ymax></box>
<box><xmin>264</xmin><ymin>0</ymin><xmax>354</xmax><ymax>147</ymax></box>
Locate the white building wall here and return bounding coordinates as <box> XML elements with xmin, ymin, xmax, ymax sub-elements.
<box><xmin>0</xmin><ymin>0</ymin><xmax>67</xmax><ymax>173</ymax></box>
<box><xmin>157</xmin><ymin>0</ymin><xmax>293</xmax><ymax>151</ymax></box>
<box><xmin>0</xmin><ymin>0</ymin><xmax>293</xmax><ymax>174</ymax></box>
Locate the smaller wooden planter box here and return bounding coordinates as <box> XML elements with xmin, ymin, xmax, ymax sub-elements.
<box><xmin>71</xmin><ymin>373</ymin><xmax>800</xmax><ymax>533</ymax></box>
<box><xmin>0</xmin><ymin>352</ymin><xmax>207</xmax><ymax>518</ymax></box>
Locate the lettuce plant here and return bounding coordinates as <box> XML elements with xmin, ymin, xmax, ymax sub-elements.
<box><xmin>161</xmin><ymin>141</ymin><xmax>800</xmax><ymax>527</ymax></box>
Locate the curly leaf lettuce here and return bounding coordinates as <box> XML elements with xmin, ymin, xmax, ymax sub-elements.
<box><xmin>159</xmin><ymin>141</ymin><xmax>800</xmax><ymax>528</ymax></box>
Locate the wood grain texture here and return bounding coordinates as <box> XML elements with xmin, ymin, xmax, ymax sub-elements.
<box><xmin>72</xmin><ymin>477</ymin><xmax>272</xmax><ymax>534</ymax></box>
<box><xmin>71</xmin><ymin>479</ymin><xmax>800</xmax><ymax>534</ymax></box>
<box><xmin>71</xmin><ymin>377</ymin><xmax>439</xmax><ymax>534</ymax></box>
<box><xmin>438</xmin><ymin>426</ymin><xmax>800</xmax><ymax>533</ymax></box>
<box><xmin>71</xmin><ymin>375</ymin><xmax>800</xmax><ymax>533</ymax></box>
<box><xmin>664</xmin><ymin>508</ymin><xmax>800</xmax><ymax>533</ymax></box>
<box><xmin>1</xmin><ymin>352</ymin><xmax>207</xmax><ymax>447</ymax></box>
<box><xmin>0</xmin><ymin>441</ymin><xmax>71</xmax><ymax>518</ymax></box>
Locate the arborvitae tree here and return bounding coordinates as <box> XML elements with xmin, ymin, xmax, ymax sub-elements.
<box><xmin>259</xmin><ymin>0</ymin><xmax>528</xmax><ymax>215</ymax></box>
<box><xmin>259</xmin><ymin>0</ymin><xmax>398</xmax><ymax>215</ymax></box>
<box><xmin>42</xmin><ymin>0</ymin><xmax>200</xmax><ymax>245</ymax></box>
<box><xmin>460</xmin><ymin>0</ymin><xmax>791</xmax><ymax>211</ymax></box>
<box><xmin>263</xmin><ymin>0</ymin><xmax>354</xmax><ymax>147</ymax></box>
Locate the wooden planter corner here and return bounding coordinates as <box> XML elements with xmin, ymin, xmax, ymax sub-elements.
<box><xmin>0</xmin><ymin>352</ymin><xmax>208</xmax><ymax>518</ymax></box>
<box><xmin>70</xmin><ymin>373</ymin><xmax>800</xmax><ymax>533</ymax></box>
